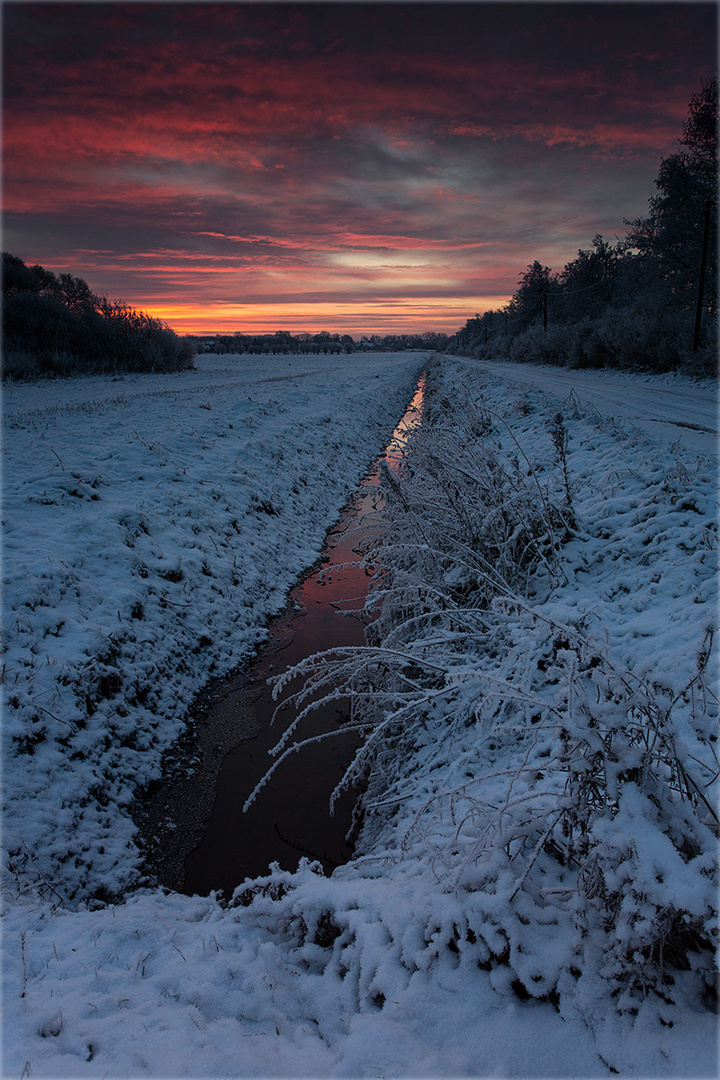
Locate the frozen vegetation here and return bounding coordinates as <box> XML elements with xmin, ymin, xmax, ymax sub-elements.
<box><xmin>2</xmin><ymin>352</ymin><xmax>717</xmax><ymax>1077</ymax></box>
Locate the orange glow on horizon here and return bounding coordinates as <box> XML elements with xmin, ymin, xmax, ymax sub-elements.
<box><xmin>145</xmin><ymin>298</ymin><xmax>513</xmax><ymax>338</ymax></box>
<box><xmin>5</xmin><ymin>5</ymin><xmax>712</xmax><ymax>346</ymax></box>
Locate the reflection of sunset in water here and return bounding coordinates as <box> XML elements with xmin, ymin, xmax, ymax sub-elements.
<box><xmin>183</xmin><ymin>374</ymin><xmax>426</xmax><ymax>894</ymax></box>
<box><xmin>385</xmin><ymin>372</ymin><xmax>426</xmax><ymax>471</ymax></box>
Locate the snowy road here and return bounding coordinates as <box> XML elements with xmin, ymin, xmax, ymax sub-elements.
<box><xmin>468</xmin><ymin>357</ymin><xmax>718</xmax><ymax>454</ymax></box>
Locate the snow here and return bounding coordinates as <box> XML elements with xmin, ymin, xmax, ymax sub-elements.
<box><xmin>473</xmin><ymin>359</ymin><xmax>718</xmax><ymax>455</ymax></box>
<box><xmin>2</xmin><ymin>353</ymin><xmax>424</xmax><ymax>901</ymax></box>
<box><xmin>2</xmin><ymin>353</ymin><xmax>717</xmax><ymax>1078</ymax></box>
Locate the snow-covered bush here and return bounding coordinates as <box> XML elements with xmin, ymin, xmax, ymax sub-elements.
<box><xmin>263</xmin><ymin>361</ymin><xmax>718</xmax><ymax>1007</ymax></box>
<box><xmin>468</xmin><ymin>302</ymin><xmax>717</xmax><ymax>375</ymax></box>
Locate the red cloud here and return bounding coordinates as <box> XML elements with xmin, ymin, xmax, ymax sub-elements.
<box><xmin>3</xmin><ymin>3</ymin><xmax>714</xmax><ymax>335</ymax></box>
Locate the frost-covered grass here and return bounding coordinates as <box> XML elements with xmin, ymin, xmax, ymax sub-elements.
<box><xmin>278</xmin><ymin>360</ymin><xmax>718</xmax><ymax>1009</ymax></box>
<box><xmin>2</xmin><ymin>353</ymin><xmax>718</xmax><ymax>1078</ymax></box>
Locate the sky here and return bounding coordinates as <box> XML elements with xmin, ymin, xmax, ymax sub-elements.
<box><xmin>2</xmin><ymin>2</ymin><xmax>717</xmax><ymax>337</ymax></box>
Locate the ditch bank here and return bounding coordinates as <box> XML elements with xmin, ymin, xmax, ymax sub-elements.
<box><xmin>135</xmin><ymin>374</ymin><xmax>425</xmax><ymax>899</ymax></box>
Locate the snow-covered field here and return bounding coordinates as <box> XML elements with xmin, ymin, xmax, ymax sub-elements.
<box><xmin>2</xmin><ymin>353</ymin><xmax>717</xmax><ymax>1078</ymax></box>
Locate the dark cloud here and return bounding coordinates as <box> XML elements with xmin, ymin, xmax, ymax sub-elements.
<box><xmin>2</xmin><ymin>2</ymin><xmax>716</xmax><ymax>334</ymax></box>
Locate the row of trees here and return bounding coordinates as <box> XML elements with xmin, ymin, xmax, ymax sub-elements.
<box><xmin>193</xmin><ymin>330</ymin><xmax>450</xmax><ymax>355</ymax></box>
<box><xmin>449</xmin><ymin>79</ymin><xmax>717</xmax><ymax>374</ymax></box>
<box><xmin>192</xmin><ymin>330</ymin><xmax>355</xmax><ymax>355</ymax></box>
<box><xmin>359</xmin><ymin>331</ymin><xmax>450</xmax><ymax>352</ymax></box>
<box><xmin>2</xmin><ymin>254</ymin><xmax>196</xmax><ymax>379</ymax></box>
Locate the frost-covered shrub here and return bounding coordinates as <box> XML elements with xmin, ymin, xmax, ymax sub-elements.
<box><xmin>589</xmin><ymin>303</ymin><xmax>689</xmax><ymax>372</ymax></box>
<box><xmin>377</xmin><ymin>379</ymin><xmax>572</xmax><ymax>605</ymax></box>
<box><xmin>466</xmin><ymin>300</ymin><xmax>716</xmax><ymax>375</ymax></box>
<box><xmin>263</xmin><ymin>362</ymin><xmax>718</xmax><ymax>1007</ymax></box>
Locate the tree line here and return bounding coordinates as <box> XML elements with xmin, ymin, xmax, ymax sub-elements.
<box><xmin>191</xmin><ymin>330</ymin><xmax>450</xmax><ymax>355</ymax></box>
<box><xmin>448</xmin><ymin>79</ymin><xmax>717</xmax><ymax>375</ymax></box>
<box><xmin>191</xmin><ymin>329</ymin><xmax>355</xmax><ymax>355</ymax></box>
<box><xmin>2</xmin><ymin>254</ymin><xmax>196</xmax><ymax>379</ymax></box>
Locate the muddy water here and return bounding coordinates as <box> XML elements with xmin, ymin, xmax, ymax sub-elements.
<box><xmin>138</xmin><ymin>374</ymin><xmax>424</xmax><ymax>899</ymax></box>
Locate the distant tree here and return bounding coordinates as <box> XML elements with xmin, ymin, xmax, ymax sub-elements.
<box><xmin>421</xmin><ymin>330</ymin><xmax>450</xmax><ymax>350</ymax></box>
<box><xmin>506</xmin><ymin>261</ymin><xmax>554</xmax><ymax>331</ymax></box>
<box><xmin>2</xmin><ymin>252</ymin><xmax>41</xmax><ymax>295</ymax></box>
<box><xmin>624</xmin><ymin>77</ymin><xmax>717</xmax><ymax>317</ymax></box>
<box><xmin>58</xmin><ymin>272</ymin><xmax>95</xmax><ymax>315</ymax></box>
<box><xmin>553</xmin><ymin>235</ymin><xmax>622</xmax><ymax>320</ymax></box>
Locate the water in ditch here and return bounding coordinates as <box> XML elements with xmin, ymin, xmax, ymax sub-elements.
<box><xmin>137</xmin><ymin>374</ymin><xmax>425</xmax><ymax>899</ymax></box>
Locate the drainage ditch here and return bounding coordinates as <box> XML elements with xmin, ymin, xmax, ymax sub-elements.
<box><xmin>136</xmin><ymin>373</ymin><xmax>425</xmax><ymax>898</ymax></box>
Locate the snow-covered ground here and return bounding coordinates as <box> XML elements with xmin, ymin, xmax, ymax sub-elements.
<box><xmin>2</xmin><ymin>353</ymin><xmax>425</xmax><ymax>902</ymax></box>
<box><xmin>474</xmin><ymin>359</ymin><xmax>718</xmax><ymax>455</ymax></box>
<box><xmin>2</xmin><ymin>353</ymin><xmax>717</xmax><ymax>1078</ymax></box>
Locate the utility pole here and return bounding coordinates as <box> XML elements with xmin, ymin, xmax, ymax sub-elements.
<box><xmin>693</xmin><ymin>202</ymin><xmax>712</xmax><ymax>353</ymax></box>
<box><xmin>543</xmin><ymin>291</ymin><xmax>548</xmax><ymax>333</ymax></box>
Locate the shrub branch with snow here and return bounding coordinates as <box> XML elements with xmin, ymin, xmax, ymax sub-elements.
<box><xmin>265</xmin><ymin>358</ymin><xmax>718</xmax><ymax>1011</ymax></box>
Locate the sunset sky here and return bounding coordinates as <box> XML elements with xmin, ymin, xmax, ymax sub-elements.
<box><xmin>3</xmin><ymin>2</ymin><xmax>717</xmax><ymax>337</ymax></box>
